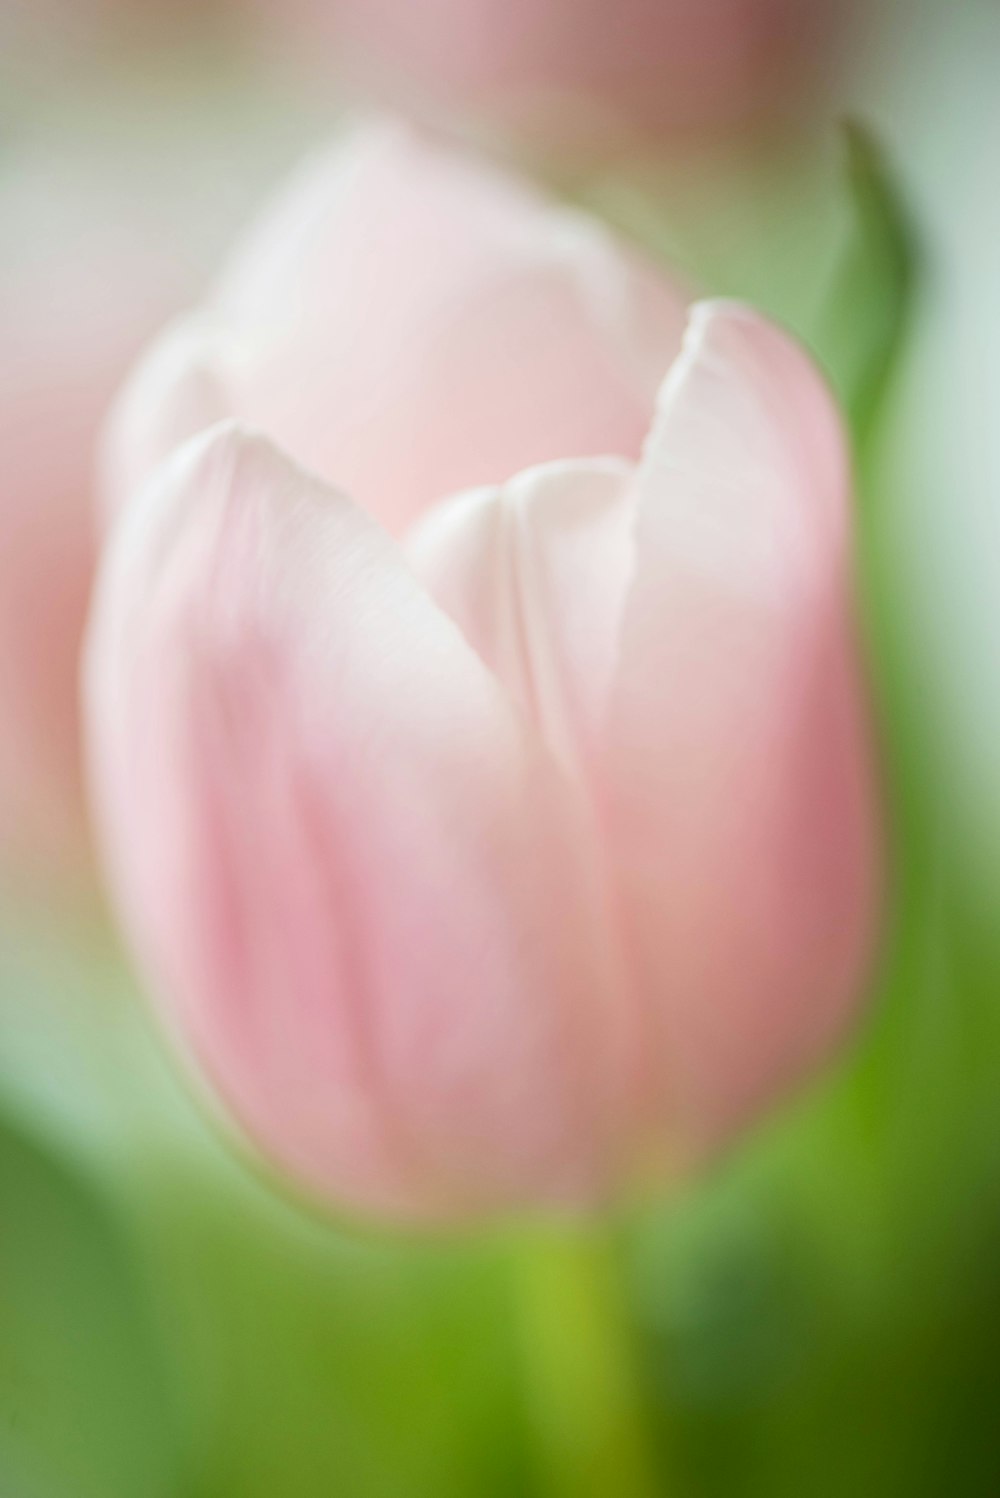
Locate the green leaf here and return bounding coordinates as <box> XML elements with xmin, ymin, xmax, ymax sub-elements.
<box><xmin>814</xmin><ymin>121</ymin><xmax>918</xmax><ymax>455</ymax></box>
<box><xmin>0</xmin><ymin>1113</ymin><xmax>187</xmax><ymax>1498</ymax></box>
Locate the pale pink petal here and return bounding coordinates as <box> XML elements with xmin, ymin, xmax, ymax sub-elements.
<box><xmin>86</xmin><ymin>423</ymin><xmax>634</xmax><ymax>1220</ymax></box>
<box><xmin>405</xmin><ymin>457</ymin><xmax>635</xmax><ymax>771</ymax></box>
<box><xmin>101</xmin><ymin>316</ymin><xmax>233</xmax><ymax>527</ymax></box>
<box><xmin>212</xmin><ymin>119</ymin><xmax>687</xmax><ymax>535</ymax></box>
<box><xmin>604</xmin><ymin>300</ymin><xmax>879</xmax><ymax>1153</ymax></box>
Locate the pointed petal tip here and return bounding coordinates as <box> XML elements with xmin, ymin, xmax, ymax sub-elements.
<box><xmin>101</xmin><ymin>315</ymin><xmax>234</xmax><ymax>529</ymax></box>
<box><xmin>641</xmin><ymin>296</ymin><xmax>851</xmax><ymax>558</ymax></box>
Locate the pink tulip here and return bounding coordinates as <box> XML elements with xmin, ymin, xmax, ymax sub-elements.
<box><xmin>104</xmin><ymin>122</ymin><xmax>688</xmax><ymax>531</ymax></box>
<box><xmin>249</xmin><ymin>0</ymin><xmax>852</xmax><ymax>150</ymax></box>
<box><xmin>87</xmin><ymin>125</ymin><xmax>879</xmax><ymax>1221</ymax></box>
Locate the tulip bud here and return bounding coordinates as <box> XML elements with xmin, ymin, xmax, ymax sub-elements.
<box><xmin>105</xmin><ymin>121</ymin><xmax>688</xmax><ymax>534</ymax></box>
<box><xmin>88</xmin><ymin>126</ymin><xmax>879</xmax><ymax>1222</ymax></box>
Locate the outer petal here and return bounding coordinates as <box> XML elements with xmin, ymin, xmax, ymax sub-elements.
<box><xmin>604</xmin><ymin>301</ymin><xmax>880</xmax><ymax>1154</ymax></box>
<box><xmin>100</xmin><ymin>315</ymin><xmax>233</xmax><ymax>526</ymax></box>
<box><xmin>405</xmin><ymin>457</ymin><xmax>635</xmax><ymax>771</ymax></box>
<box><xmin>211</xmin><ymin>119</ymin><xmax>687</xmax><ymax>535</ymax></box>
<box><xmin>86</xmin><ymin>423</ymin><xmax>632</xmax><ymax>1221</ymax></box>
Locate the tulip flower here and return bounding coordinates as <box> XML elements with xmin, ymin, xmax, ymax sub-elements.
<box><xmin>103</xmin><ymin>122</ymin><xmax>688</xmax><ymax>529</ymax></box>
<box><xmin>248</xmin><ymin>0</ymin><xmax>852</xmax><ymax>151</ymax></box>
<box><xmin>87</xmin><ymin>124</ymin><xmax>879</xmax><ymax>1222</ymax></box>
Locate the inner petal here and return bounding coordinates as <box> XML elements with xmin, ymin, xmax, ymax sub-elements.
<box><xmin>405</xmin><ymin>457</ymin><xmax>636</xmax><ymax>771</ymax></box>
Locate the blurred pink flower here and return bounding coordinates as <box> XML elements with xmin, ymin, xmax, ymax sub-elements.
<box><xmin>0</xmin><ymin>156</ymin><xmax>193</xmax><ymax>882</ymax></box>
<box><xmin>87</xmin><ymin>124</ymin><xmax>879</xmax><ymax>1221</ymax></box>
<box><xmin>0</xmin><ymin>140</ymin><xmax>270</xmax><ymax>886</ymax></box>
<box><xmin>250</xmin><ymin>0</ymin><xmax>852</xmax><ymax>151</ymax></box>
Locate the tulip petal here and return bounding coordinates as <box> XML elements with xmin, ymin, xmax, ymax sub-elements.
<box><xmin>212</xmin><ymin>119</ymin><xmax>687</xmax><ymax>535</ymax></box>
<box><xmin>405</xmin><ymin>457</ymin><xmax>635</xmax><ymax>771</ymax></box>
<box><xmin>101</xmin><ymin>315</ymin><xmax>233</xmax><ymax>525</ymax></box>
<box><xmin>86</xmin><ymin>423</ymin><xmax>632</xmax><ymax>1220</ymax></box>
<box><xmin>605</xmin><ymin>301</ymin><xmax>879</xmax><ymax>1151</ymax></box>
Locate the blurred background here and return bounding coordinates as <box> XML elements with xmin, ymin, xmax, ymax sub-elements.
<box><xmin>2</xmin><ymin>1</ymin><xmax>1000</xmax><ymax>1494</ymax></box>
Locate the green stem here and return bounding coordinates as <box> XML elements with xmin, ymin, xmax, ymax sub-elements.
<box><xmin>511</xmin><ymin>1220</ymin><xmax>660</xmax><ymax>1498</ymax></box>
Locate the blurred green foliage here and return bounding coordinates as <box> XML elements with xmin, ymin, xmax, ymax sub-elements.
<box><xmin>0</xmin><ymin>1112</ymin><xmax>185</xmax><ymax>1498</ymax></box>
<box><xmin>815</xmin><ymin>123</ymin><xmax>917</xmax><ymax>455</ymax></box>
